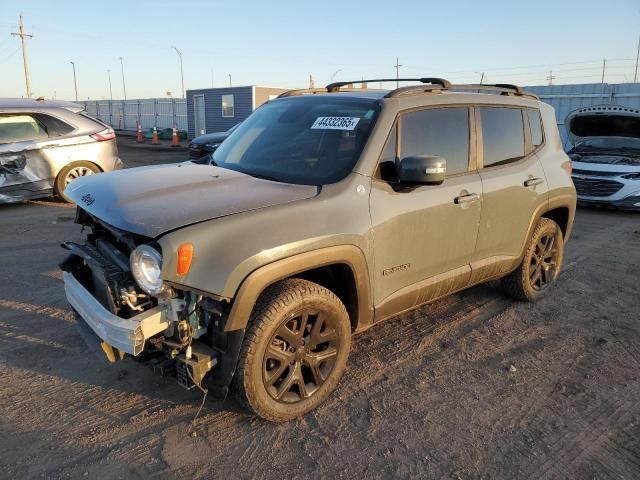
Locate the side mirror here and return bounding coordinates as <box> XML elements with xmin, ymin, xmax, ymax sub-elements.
<box><xmin>398</xmin><ymin>155</ymin><xmax>446</xmax><ymax>185</ymax></box>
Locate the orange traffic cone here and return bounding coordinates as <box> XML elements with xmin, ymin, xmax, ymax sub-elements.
<box><xmin>136</xmin><ymin>122</ymin><xmax>144</xmax><ymax>143</ymax></box>
<box><xmin>152</xmin><ymin>126</ymin><xmax>159</xmax><ymax>145</ymax></box>
<box><xmin>171</xmin><ymin>127</ymin><xmax>181</xmax><ymax>147</ymax></box>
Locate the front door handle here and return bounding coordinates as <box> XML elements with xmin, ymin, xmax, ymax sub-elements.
<box><xmin>524</xmin><ymin>177</ymin><xmax>544</xmax><ymax>187</ymax></box>
<box><xmin>454</xmin><ymin>192</ymin><xmax>480</xmax><ymax>204</ymax></box>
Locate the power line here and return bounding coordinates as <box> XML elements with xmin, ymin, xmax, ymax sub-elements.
<box><xmin>10</xmin><ymin>13</ymin><xmax>33</xmax><ymax>98</ymax></box>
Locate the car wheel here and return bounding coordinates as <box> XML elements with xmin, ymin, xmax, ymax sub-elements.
<box><xmin>502</xmin><ymin>217</ymin><xmax>565</xmax><ymax>302</ymax></box>
<box><xmin>55</xmin><ymin>161</ymin><xmax>101</xmax><ymax>202</ymax></box>
<box><xmin>234</xmin><ymin>278</ymin><xmax>351</xmax><ymax>422</ymax></box>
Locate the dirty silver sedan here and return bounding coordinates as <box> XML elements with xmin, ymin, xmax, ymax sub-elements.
<box><xmin>0</xmin><ymin>98</ymin><xmax>123</xmax><ymax>203</ymax></box>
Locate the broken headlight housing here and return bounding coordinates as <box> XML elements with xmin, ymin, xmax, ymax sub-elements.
<box><xmin>130</xmin><ymin>245</ymin><xmax>165</xmax><ymax>296</ymax></box>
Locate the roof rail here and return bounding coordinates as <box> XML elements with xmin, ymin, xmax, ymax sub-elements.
<box><xmin>450</xmin><ymin>84</ymin><xmax>537</xmax><ymax>99</ymax></box>
<box><xmin>326</xmin><ymin>77</ymin><xmax>451</xmax><ymax>92</ymax></box>
<box><xmin>278</xmin><ymin>88</ymin><xmax>330</xmax><ymax>98</ymax></box>
<box><xmin>277</xmin><ymin>78</ymin><xmax>537</xmax><ymax>100</ymax></box>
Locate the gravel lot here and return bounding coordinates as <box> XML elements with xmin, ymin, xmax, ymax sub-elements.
<box><xmin>1</xmin><ymin>138</ymin><xmax>639</xmax><ymax>479</ymax></box>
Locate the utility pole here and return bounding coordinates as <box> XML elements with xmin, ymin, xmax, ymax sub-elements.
<box><xmin>601</xmin><ymin>59</ymin><xmax>607</xmax><ymax>86</ymax></box>
<box><xmin>170</xmin><ymin>46</ymin><xmax>185</xmax><ymax>98</ymax></box>
<box><xmin>11</xmin><ymin>14</ymin><xmax>33</xmax><ymax>98</ymax></box>
<box><xmin>634</xmin><ymin>32</ymin><xmax>640</xmax><ymax>83</ymax></box>
<box><xmin>228</xmin><ymin>73</ymin><xmax>232</xmax><ymax>87</ymax></box>
<box><xmin>546</xmin><ymin>70</ymin><xmax>556</xmax><ymax>86</ymax></box>
<box><xmin>119</xmin><ymin>57</ymin><xmax>127</xmax><ymax>100</ymax></box>
<box><xmin>70</xmin><ymin>61</ymin><xmax>78</xmax><ymax>101</ymax></box>
<box><xmin>393</xmin><ymin>57</ymin><xmax>402</xmax><ymax>88</ymax></box>
<box><xmin>479</xmin><ymin>72</ymin><xmax>485</xmax><ymax>84</ymax></box>
<box><xmin>107</xmin><ymin>69</ymin><xmax>113</xmax><ymax>100</ymax></box>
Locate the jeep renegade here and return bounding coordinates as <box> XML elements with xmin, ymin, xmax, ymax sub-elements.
<box><xmin>60</xmin><ymin>78</ymin><xmax>576</xmax><ymax>422</ymax></box>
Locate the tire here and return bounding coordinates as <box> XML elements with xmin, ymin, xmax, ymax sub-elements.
<box><xmin>54</xmin><ymin>161</ymin><xmax>101</xmax><ymax>202</ymax></box>
<box><xmin>233</xmin><ymin>278</ymin><xmax>351</xmax><ymax>422</ymax></box>
<box><xmin>502</xmin><ymin>217</ymin><xmax>564</xmax><ymax>302</ymax></box>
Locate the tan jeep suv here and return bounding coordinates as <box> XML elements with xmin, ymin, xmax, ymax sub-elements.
<box><xmin>60</xmin><ymin>78</ymin><xmax>576</xmax><ymax>422</ymax></box>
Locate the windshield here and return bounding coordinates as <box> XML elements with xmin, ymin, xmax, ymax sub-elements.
<box><xmin>211</xmin><ymin>96</ymin><xmax>380</xmax><ymax>185</ymax></box>
<box><xmin>573</xmin><ymin>137</ymin><xmax>640</xmax><ymax>151</ymax></box>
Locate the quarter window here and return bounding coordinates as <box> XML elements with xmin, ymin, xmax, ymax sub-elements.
<box><xmin>527</xmin><ymin>108</ymin><xmax>544</xmax><ymax>148</ymax></box>
<box><xmin>222</xmin><ymin>94</ymin><xmax>235</xmax><ymax>118</ymax></box>
<box><xmin>480</xmin><ymin>107</ymin><xmax>525</xmax><ymax>167</ymax></box>
<box><xmin>0</xmin><ymin>114</ymin><xmax>48</xmax><ymax>144</ymax></box>
<box><xmin>400</xmin><ymin>107</ymin><xmax>470</xmax><ymax>176</ymax></box>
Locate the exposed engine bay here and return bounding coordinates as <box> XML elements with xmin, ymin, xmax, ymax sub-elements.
<box><xmin>59</xmin><ymin>207</ymin><xmax>243</xmax><ymax>396</ymax></box>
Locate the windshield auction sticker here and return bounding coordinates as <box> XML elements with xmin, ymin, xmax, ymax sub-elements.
<box><xmin>311</xmin><ymin>117</ymin><xmax>361</xmax><ymax>130</ymax></box>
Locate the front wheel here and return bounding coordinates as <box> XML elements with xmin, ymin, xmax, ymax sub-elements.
<box><xmin>234</xmin><ymin>278</ymin><xmax>351</xmax><ymax>422</ymax></box>
<box><xmin>502</xmin><ymin>217</ymin><xmax>565</xmax><ymax>302</ymax></box>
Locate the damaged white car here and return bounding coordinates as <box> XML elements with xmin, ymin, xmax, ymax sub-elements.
<box><xmin>567</xmin><ymin>104</ymin><xmax>640</xmax><ymax>210</ymax></box>
<box><xmin>0</xmin><ymin>98</ymin><xmax>123</xmax><ymax>203</ymax></box>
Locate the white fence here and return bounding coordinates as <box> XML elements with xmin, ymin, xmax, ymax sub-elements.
<box><xmin>525</xmin><ymin>83</ymin><xmax>640</xmax><ymax>148</ymax></box>
<box><xmin>80</xmin><ymin>98</ymin><xmax>187</xmax><ymax>131</ymax></box>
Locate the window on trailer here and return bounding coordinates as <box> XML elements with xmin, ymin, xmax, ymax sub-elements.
<box><xmin>222</xmin><ymin>94</ymin><xmax>235</xmax><ymax>118</ymax></box>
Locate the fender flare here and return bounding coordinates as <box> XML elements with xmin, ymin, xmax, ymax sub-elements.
<box><xmin>224</xmin><ymin>245</ymin><xmax>374</xmax><ymax>332</ymax></box>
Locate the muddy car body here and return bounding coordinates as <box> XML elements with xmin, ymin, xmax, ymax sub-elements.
<box><xmin>0</xmin><ymin>98</ymin><xmax>122</xmax><ymax>203</ymax></box>
<box><xmin>567</xmin><ymin>105</ymin><xmax>640</xmax><ymax>209</ymax></box>
<box><xmin>61</xmin><ymin>78</ymin><xmax>576</xmax><ymax>421</ymax></box>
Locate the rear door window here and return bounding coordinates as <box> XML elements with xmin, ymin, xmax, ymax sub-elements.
<box><xmin>480</xmin><ymin>107</ymin><xmax>525</xmax><ymax>167</ymax></box>
<box><xmin>400</xmin><ymin>107</ymin><xmax>470</xmax><ymax>175</ymax></box>
<box><xmin>0</xmin><ymin>114</ymin><xmax>49</xmax><ymax>144</ymax></box>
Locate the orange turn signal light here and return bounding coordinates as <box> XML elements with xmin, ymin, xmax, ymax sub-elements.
<box><xmin>177</xmin><ymin>243</ymin><xmax>194</xmax><ymax>276</ymax></box>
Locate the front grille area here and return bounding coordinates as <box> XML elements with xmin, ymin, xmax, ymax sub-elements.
<box><xmin>572</xmin><ymin>177</ymin><xmax>624</xmax><ymax>197</ymax></box>
<box><xmin>572</xmin><ymin>168</ymin><xmax>624</xmax><ymax>178</ymax></box>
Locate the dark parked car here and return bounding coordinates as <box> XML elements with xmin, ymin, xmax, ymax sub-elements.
<box><xmin>188</xmin><ymin>124</ymin><xmax>239</xmax><ymax>160</ymax></box>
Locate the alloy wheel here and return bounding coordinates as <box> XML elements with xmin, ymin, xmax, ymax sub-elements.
<box><xmin>263</xmin><ymin>309</ymin><xmax>341</xmax><ymax>403</ymax></box>
<box><xmin>65</xmin><ymin>166</ymin><xmax>95</xmax><ymax>186</ymax></box>
<box><xmin>529</xmin><ymin>231</ymin><xmax>560</xmax><ymax>291</ymax></box>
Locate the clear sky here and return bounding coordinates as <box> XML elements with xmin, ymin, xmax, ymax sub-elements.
<box><xmin>1</xmin><ymin>0</ymin><xmax>639</xmax><ymax>100</ymax></box>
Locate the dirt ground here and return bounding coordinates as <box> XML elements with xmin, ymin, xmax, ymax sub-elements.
<box><xmin>1</xmin><ymin>139</ymin><xmax>639</xmax><ymax>479</ymax></box>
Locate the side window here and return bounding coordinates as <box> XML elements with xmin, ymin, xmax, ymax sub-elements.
<box><xmin>0</xmin><ymin>114</ymin><xmax>48</xmax><ymax>144</ymax></box>
<box><xmin>480</xmin><ymin>107</ymin><xmax>525</xmax><ymax>167</ymax></box>
<box><xmin>527</xmin><ymin>108</ymin><xmax>544</xmax><ymax>148</ymax></box>
<box><xmin>400</xmin><ymin>107</ymin><xmax>470</xmax><ymax>176</ymax></box>
<box><xmin>33</xmin><ymin>113</ymin><xmax>74</xmax><ymax>137</ymax></box>
<box><xmin>222</xmin><ymin>94</ymin><xmax>235</xmax><ymax>118</ymax></box>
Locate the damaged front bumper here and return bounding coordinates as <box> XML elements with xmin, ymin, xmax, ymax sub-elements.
<box><xmin>63</xmin><ymin>271</ymin><xmax>170</xmax><ymax>356</ymax></box>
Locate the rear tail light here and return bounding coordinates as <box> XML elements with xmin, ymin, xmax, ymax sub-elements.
<box><xmin>90</xmin><ymin>128</ymin><xmax>116</xmax><ymax>142</ymax></box>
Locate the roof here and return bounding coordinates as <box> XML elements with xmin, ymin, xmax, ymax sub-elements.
<box><xmin>0</xmin><ymin>98</ymin><xmax>84</xmax><ymax>112</ymax></box>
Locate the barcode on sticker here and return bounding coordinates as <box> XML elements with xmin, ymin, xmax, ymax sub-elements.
<box><xmin>311</xmin><ymin>117</ymin><xmax>360</xmax><ymax>130</ymax></box>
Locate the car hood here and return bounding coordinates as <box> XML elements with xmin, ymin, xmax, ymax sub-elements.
<box><xmin>65</xmin><ymin>163</ymin><xmax>318</xmax><ymax>238</ymax></box>
<box><xmin>189</xmin><ymin>132</ymin><xmax>229</xmax><ymax>146</ymax></box>
<box><xmin>566</xmin><ymin>104</ymin><xmax>640</xmax><ymax>146</ymax></box>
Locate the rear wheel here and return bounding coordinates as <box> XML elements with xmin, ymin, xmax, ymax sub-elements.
<box><xmin>502</xmin><ymin>217</ymin><xmax>564</xmax><ymax>302</ymax></box>
<box><xmin>234</xmin><ymin>278</ymin><xmax>351</xmax><ymax>422</ymax></box>
<box><xmin>55</xmin><ymin>161</ymin><xmax>101</xmax><ymax>202</ymax></box>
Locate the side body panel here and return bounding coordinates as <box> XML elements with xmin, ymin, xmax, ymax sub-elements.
<box><xmin>369</xmin><ymin>173</ymin><xmax>482</xmax><ymax>317</ymax></box>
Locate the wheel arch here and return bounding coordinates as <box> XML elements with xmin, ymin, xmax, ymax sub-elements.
<box><xmin>224</xmin><ymin>245</ymin><xmax>373</xmax><ymax>333</ymax></box>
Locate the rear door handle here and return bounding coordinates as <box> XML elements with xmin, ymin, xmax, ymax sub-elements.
<box><xmin>454</xmin><ymin>192</ymin><xmax>480</xmax><ymax>204</ymax></box>
<box><xmin>524</xmin><ymin>177</ymin><xmax>544</xmax><ymax>187</ymax></box>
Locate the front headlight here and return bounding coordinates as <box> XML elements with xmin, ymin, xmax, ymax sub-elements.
<box><xmin>130</xmin><ymin>245</ymin><xmax>164</xmax><ymax>295</ymax></box>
